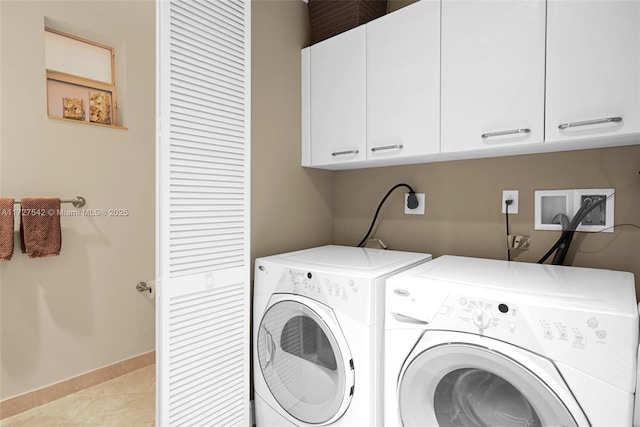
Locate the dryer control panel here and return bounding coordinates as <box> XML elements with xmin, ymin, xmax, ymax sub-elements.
<box><xmin>274</xmin><ymin>268</ymin><xmax>374</xmax><ymax>324</ymax></box>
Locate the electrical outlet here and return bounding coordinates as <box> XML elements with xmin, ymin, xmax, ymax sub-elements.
<box><xmin>502</xmin><ymin>190</ymin><xmax>519</xmax><ymax>214</ymax></box>
<box><xmin>405</xmin><ymin>193</ymin><xmax>425</xmax><ymax>215</ymax></box>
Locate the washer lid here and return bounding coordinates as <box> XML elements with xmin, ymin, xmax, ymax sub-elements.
<box><xmin>265</xmin><ymin>245</ymin><xmax>431</xmax><ymax>277</ymax></box>
<box><xmin>257</xmin><ymin>295</ymin><xmax>354</xmax><ymax>425</ymax></box>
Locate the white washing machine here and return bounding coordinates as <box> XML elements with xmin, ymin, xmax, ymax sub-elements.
<box><xmin>384</xmin><ymin>255</ymin><xmax>639</xmax><ymax>427</ymax></box>
<box><xmin>253</xmin><ymin>245</ymin><xmax>431</xmax><ymax>427</ymax></box>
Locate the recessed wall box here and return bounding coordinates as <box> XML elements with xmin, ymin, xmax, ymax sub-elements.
<box><xmin>534</xmin><ymin>189</ymin><xmax>614</xmax><ymax>233</ymax></box>
<box><xmin>535</xmin><ymin>190</ymin><xmax>571</xmax><ymax>230</ymax></box>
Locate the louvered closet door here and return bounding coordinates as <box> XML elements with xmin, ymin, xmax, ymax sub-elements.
<box><xmin>156</xmin><ymin>0</ymin><xmax>251</xmax><ymax>426</ymax></box>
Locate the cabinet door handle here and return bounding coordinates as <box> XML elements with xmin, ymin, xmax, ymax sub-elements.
<box><xmin>558</xmin><ymin>117</ymin><xmax>622</xmax><ymax>130</ymax></box>
<box><xmin>331</xmin><ymin>149</ymin><xmax>359</xmax><ymax>157</ymax></box>
<box><xmin>481</xmin><ymin>128</ymin><xmax>531</xmax><ymax>139</ymax></box>
<box><xmin>371</xmin><ymin>144</ymin><xmax>404</xmax><ymax>152</ymax></box>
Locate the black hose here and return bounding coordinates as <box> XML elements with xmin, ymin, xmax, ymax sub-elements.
<box><xmin>537</xmin><ymin>232</ymin><xmax>565</xmax><ymax>264</ymax></box>
<box><xmin>548</xmin><ymin>201</ymin><xmax>592</xmax><ymax>265</ymax></box>
<box><xmin>551</xmin><ymin>230</ymin><xmax>576</xmax><ymax>265</ymax></box>
<box><xmin>538</xmin><ymin>196</ymin><xmax>607</xmax><ymax>265</ymax></box>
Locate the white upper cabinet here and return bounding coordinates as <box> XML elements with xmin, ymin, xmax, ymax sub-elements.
<box><xmin>307</xmin><ymin>26</ymin><xmax>367</xmax><ymax>167</ymax></box>
<box><xmin>440</xmin><ymin>0</ymin><xmax>546</xmax><ymax>154</ymax></box>
<box><xmin>366</xmin><ymin>0</ymin><xmax>440</xmax><ymax>162</ymax></box>
<box><xmin>302</xmin><ymin>0</ymin><xmax>640</xmax><ymax>170</ymax></box>
<box><xmin>303</xmin><ymin>0</ymin><xmax>441</xmax><ymax>169</ymax></box>
<box><xmin>545</xmin><ymin>0</ymin><xmax>640</xmax><ymax>143</ymax></box>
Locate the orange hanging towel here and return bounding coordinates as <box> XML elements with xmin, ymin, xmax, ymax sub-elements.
<box><xmin>20</xmin><ymin>198</ymin><xmax>62</xmax><ymax>258</ymax></box>
<box><xmin>0</xmin><ymin>198</ymin><xmax>15</xmax><ymax>260</ymax></box>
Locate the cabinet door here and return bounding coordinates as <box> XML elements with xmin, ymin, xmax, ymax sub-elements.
<box><xmin>309</xmin><ymin>26</ymin><xmax>366</xmax><ymax>166</ymax></box>
<box><xmin>367</xmin><ymin>0</ymin><xmax>440</xmax><ymax>162</ymax></box>
<box><xmin>440</xmin><ymin>0</ymin><xmax>546</xmax><ymax>154</ymax></box>
<box><xmin>546</xmin><ymin>0</ymin><xmax>640</xmax><ymax>143</ymax></box>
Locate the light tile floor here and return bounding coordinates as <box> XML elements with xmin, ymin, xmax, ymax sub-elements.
<box><xmin>1</xmin><ymin>365</ymin><xmax>155</xmax><ymax>427</ymax></box>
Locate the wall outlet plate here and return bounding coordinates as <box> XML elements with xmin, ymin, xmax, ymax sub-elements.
<box><xmin>534</xmin><ymin>188</ymin><xmax>614</xmax><ymax>233</ymax></box>
<box><xmin>502</xmin><ymin>190</ymin><xmax>519</xmax><ymax>214</ymax></box>
<box><xmin>405</xmin><ymin>193</ymin><xmax>425</xmax><ymax>215</ymax></box>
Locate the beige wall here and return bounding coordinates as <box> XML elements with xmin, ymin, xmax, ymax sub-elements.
<box><xmin>0</xmin><ymin>1</ymin><xmax>155</xmax><ymax>400</ymax></box>
<box><xmin>334</xmin><ymin>146</ymin><xmax>640</xmax><ymax>294</ymax></box>
<box><xmin>251</xmin><ymin>0</ymin><xmax>334</xmax><ymax>263</ymax></box>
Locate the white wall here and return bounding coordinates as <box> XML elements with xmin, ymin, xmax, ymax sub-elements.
<box><xmin>0</xmin><ymin>0</ymin><xmax>155</xmax><ymax>399</ymax></box>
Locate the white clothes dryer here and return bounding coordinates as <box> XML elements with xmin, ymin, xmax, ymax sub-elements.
<box><xmin>253</xmin><ymin>245</ymin><xmax>431</xmax><ymax>427</ymax></box>
<box><xmin>384</xmin><ymin>256</ymin><xmax>639</xmax><ymax>427</ymax></box>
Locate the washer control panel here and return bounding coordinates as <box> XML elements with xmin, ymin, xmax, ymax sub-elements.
<box><xmin>537</xmin><ymin>314</ymin><xmax>609</xmax><ymax>350</ymax></box>
<box><xmin>450</xmin><ymin>296</ymin><xmax>522</xmax><ymax>334</ymax></box>
<box><xmin>432</xmin><ymin>293</ymin><xmax>615</xmax><ymax>355</ymax></box>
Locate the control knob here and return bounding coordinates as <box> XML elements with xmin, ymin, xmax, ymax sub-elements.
<box><xmin>292</xmin><ymin>275</ymin><xmax>306</xmax><ymax>288</ymax></box>
<box><xmin>472</xmin><ymin>309</ymin><xmax>492</xmax><ymax>330</ymax></box>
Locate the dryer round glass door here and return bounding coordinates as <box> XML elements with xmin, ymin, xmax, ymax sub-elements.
<box><xmin>257</xmin><ymin>299</ymin><xmax>354</xmax><ymax>425</ymax></box>
<box><xmin>398</xmin><ymin>344</ymin><xmax>578</xmax><ymax>427</ymax></box>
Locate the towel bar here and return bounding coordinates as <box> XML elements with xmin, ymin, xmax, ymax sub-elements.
<box><xmin>12</xmin><ymin>196</ymin><xmax>86</xmax><ymax>208</ymax></box>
